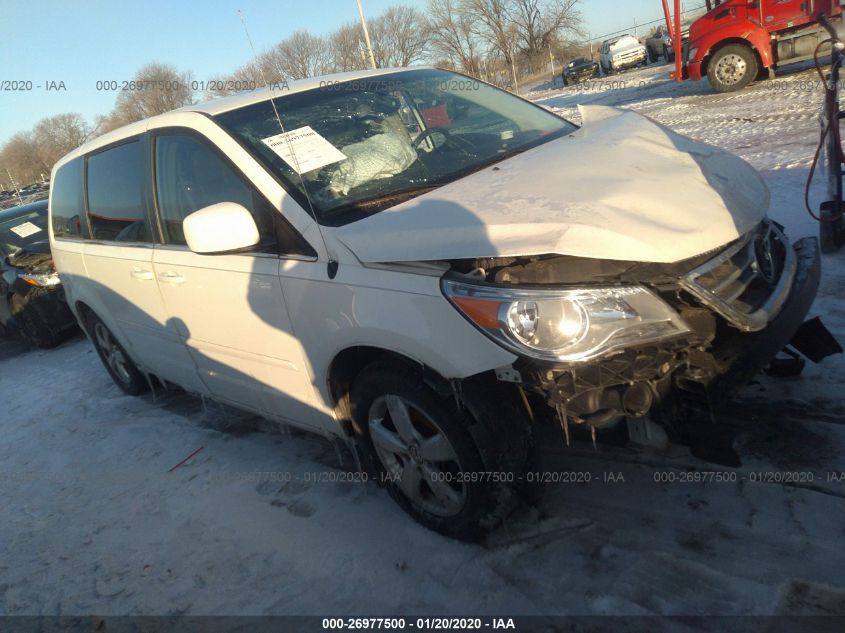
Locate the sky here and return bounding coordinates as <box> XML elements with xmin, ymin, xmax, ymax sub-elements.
<box><xmin>0</xmin><ymin>0</ymin><xmax>694</xmax><ymax>146</ymax></box>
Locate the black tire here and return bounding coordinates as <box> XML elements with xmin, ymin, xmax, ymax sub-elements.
<box><xmin>8</xmin><ymin>293</ymin><xmax>58</xmax><ymax>348</ymax></box>
<box><xmin>86</xmin><ymin>312</ymin><xmax>149</xmax><ymax>396</ymax></box>
<box><xmin>664</xmin><ymin>45</ymin><xmax>674</xmax><ymax>62</ymax></box>
<box><xmin>349</xmin><ymin>360</ymin><xmax>528</xmax><ymax>541</ymax></box>
<box><xmin>707</xmin><ymin>44</ymin><xmax>758</xmax><ymax>93</ymax></box>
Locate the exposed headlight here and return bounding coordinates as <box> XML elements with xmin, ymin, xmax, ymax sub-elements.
<box><xmin>18</xmin><ymin>271</ymin><xmax>61</xmax><ymax>287</ymax></box>
<box><xmin>442</xmin><ymin>279</ymin><xmax>691</xmax><ymax>363</ymax></box>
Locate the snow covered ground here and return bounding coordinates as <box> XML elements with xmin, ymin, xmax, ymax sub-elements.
<box><xmin>2</xmin><ymin>62</ymin><xmax>845</xmax><ymax>621</ymax></box>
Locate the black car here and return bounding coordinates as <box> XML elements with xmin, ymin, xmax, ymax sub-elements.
<box><xmin>0</xmin><ymin>200</ymin><xmax>76</xmax><ymax>347</ymax></box>
<box><xmin>562</xmin><ymin>57</ymin><xmax>599</xmax><ymax>85</ymax></box>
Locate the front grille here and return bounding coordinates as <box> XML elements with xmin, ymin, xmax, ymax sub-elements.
<box><xmin>615</xmin><ymin>50</ymin><xmax>644</xmax><ymax>63</ymax></box>
<box><xmin>679</xmin><ymin>221</ymin><xmax>795</xmax><ymax>332</ymax></box>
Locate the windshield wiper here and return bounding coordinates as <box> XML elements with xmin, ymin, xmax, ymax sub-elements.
<box><xmin>348</xmin><ymin>184</ymin><xmax>443</xmax><ymax>211</ymax></box>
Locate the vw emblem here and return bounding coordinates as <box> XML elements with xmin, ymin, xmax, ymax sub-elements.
<box><xmin>753</xmin><ymin>234</ymin><xmax>777</xmax><ymax>285</ymax></box>
<box><xmin>409</xmin><ymin>441</ymin><xmax>422</xmax><ymax>464</ymax></box>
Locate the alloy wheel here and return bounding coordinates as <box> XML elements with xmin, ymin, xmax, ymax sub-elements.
<box><xmin>368</xmin><ymin>394</ymin><xmax>467</xmax><ymax>517</ymax></box>
<box><xmin>93</xmin><ymin>322</ymin><xmax>132</xmax><ymax>385</ymax></box>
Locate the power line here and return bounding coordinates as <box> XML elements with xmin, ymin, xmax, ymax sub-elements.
<box><xmin>586</xmin><ymin>4</ymin><xmax>707</xmax><ymax>44</ymax></box>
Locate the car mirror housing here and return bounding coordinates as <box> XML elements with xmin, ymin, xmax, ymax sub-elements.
<box><xmin>183</xmin><ymin>202</ymin><xmax>260</xmax><ymax>255</ymax></box>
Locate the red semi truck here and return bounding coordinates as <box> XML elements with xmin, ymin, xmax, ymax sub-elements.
<box><xmin>664</xmin><ymin>0</ymin><xmax>843</xmax><ymax>92</ymax></box>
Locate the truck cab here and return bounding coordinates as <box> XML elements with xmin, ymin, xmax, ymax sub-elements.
<box><xmin>684</xmin><ymin>0</ymin><xmax>842</xmax><ymax>92</ymax></box>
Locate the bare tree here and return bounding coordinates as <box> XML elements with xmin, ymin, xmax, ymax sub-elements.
<box><xmin>369</xmin><ymin>6</ymin><xmax>431</xmax><ymax>67</ymax></box>
<box><xmin>329</xmin><ymin>22</ymin><xmax>370</xmax><ymax>72</ymax></box>
<box><xmin>512</xmin><ymin>0</ymin><xmax>581</xmax><ymax>71</ymax></box>
<box><xmin>31</xmin><ymin>113</ymin><xmax>93</xmax><ymax>172</ymax></box>
<box><xmin>267</xmin><ymin>31</ymin><xmax>332</xmax><ymax>79</ymax></box>
<box><xmin>0</xmin><ymin>132</ymin><xmax>46</xmax><ymax>186</ymax></box>
<box><xmin>428</xmin><ymin>0</ymin><xmax>484</xmax><ymax>75</ymax></box>
<box><xmin>462</xmin><ymin>0</ymin><xmax>519</xmax><ymax>73</ymax></box>
<box><xmin>101</xmin><ymin>63</ymin><xmax>194</xmax><ymax>132</ymax></box>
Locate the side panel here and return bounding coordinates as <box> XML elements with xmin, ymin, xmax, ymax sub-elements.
<box><xmin>762</xmin><ymin>0</ymin><xmax>812</xmax><ymax>31</ymax></box>
<box><xmin>80</xmin><ymin>243</ymin><xmax>206</xmax><ymax>392</ymax></box>
<box><xmin>152</xmin><ymin>248</ymin><xmax>328</xmax><ymax>430</ymax></box>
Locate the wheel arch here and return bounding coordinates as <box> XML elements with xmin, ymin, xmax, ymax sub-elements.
<box><xmin>326</xmin><ymin>345</ymin><xmax>455</xmax><ymax>432</ymax></box>
<box><xmin>74</xmin><ymin>300</ymin><xmax>94</xmax><ymax>335</ymax></box>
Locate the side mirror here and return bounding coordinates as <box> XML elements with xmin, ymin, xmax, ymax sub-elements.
<box><xmin>183</xmin><ymin>202</ymin><xmax>260</xmax><ymax>254</ymax></box>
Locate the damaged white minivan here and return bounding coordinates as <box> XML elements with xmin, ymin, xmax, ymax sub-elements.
<box><xmin>50</xmin><ymin>68</ymin><xmax>822</xmax><ymax>540</ymax></box>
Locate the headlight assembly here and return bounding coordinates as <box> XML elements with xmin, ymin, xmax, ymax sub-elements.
<box><xmin>442</xmin><ymin>279</ymin><xmax>691</xmax><ymax>363</ymax></box>
<box><xmin>18</xmin><ymin>271</ymin><xmax>61</xmax><ymax>287</ymax></box>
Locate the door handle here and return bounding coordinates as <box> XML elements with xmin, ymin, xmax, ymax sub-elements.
<box><xmin>130</xmin><ymin>267</ymin><xmax>154</xmax><ymax>280</ymax></box>
<box><xmin>158</xmin><ymin>271</ymin><xmax>185</xmax><ymax>285</ymax></box>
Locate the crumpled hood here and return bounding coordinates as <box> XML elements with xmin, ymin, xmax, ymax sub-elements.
<box><xmin>7</xmin><ymin>240</ymin><xmax>54</xmax><ymax>273</ymax></box>
<box><xmin>335</xmin><ymin>105</ymin><xmax>768</xmax><ymax>264</ymax></box>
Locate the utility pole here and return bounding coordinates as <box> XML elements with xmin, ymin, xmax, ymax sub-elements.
<box><xmin>6</xmin><ymin>169</ymin><xmax>23</xmax><ymax>206</ymax></box>
<box><xmin>549</xmin><ymin>43</ymin><xmax>556</xmax><ymax>85</ymax></box>
<box><xmin>356</xmin><ymin>0</ymin><xmax>377</xmax><ymax>69</ymax></box>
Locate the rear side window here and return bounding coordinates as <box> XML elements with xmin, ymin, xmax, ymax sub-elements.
<box><xmin>86</xmin><ymin>140</ymin><xmax>151</xmax><ymax>242</ymax></box>
<box><xmin>154</xmin><ymin>133</ymin><xmax>313</xmax><ymax>255</ymax></box>
<box><xmin>51</xmin><ymin>158</ymin><xmax>86</xmax><ymax>239</ymax></box>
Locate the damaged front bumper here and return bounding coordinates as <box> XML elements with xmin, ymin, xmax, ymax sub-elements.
<box><xmin>693</xmin><ymin>236</ymin><xmax>821</xmax><ymax>399</ymax></box>
<box><xmin>507</xmin><ymin>232</ymin><xmax>824</xmax><ymax>431</ymax></box>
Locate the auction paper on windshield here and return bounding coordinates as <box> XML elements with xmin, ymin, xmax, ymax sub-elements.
<box><xmin>10</xmin><ymin>222</ymin><xmax>42</xmax><ymax>238</ymax></box>
<box><xmin>262</xmin><ymin>126</ymin><xmax>347</xmax><ymax>174</ymax></box>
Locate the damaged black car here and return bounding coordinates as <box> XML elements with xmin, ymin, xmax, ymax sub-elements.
<box><xmin>0</xmin><ymin>200</ymin><xmax>76</xmax><ymax>347</ymax></box>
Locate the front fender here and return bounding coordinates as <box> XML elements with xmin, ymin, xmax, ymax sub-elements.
<box><xmin>278</xmin><ymin>261</ymin><xmax>518</xmax><ymax>407</ymax></box>
<box><xmin>692</xmin><ymin>23</ymin><xmax>773</xmax><ymax>70</ymax></box>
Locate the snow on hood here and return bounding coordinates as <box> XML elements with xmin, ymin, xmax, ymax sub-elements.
<box><xmin>609</xmin><ymin>36</ymin><xmax>642</xmax><ymax>52</ymax></box>
<box><xmin>334</xmin><ymin>105</ymin><xmax>768</xmax><ymax>264</ymax></box>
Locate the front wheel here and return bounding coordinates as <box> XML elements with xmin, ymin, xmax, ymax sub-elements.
<box><xmin>349</xmin><ymin>361</ymin><xmax>524</xmax><ymax>540</ymax></box>
<box><xmin>707</xmin><ymin>44</ymin><xmax>758</xmax><ymax>93</ymax></box>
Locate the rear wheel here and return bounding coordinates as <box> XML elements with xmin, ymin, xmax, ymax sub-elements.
<box><xmin>707</xmin><ymin>44</ymin><xmax>758</xmax><ymax>93</ymax></box>
<box><xmin>87</xmin><ymin>313</ymin><xmax>149</xmax><ymax>395</ymax></box>
<box><xmin>349</xmin><ymin>361</ymin><xmax>525</xmax><ymax>541</ymax></box>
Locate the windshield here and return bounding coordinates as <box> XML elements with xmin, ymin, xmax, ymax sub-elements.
<box><xmin>0</xmin><ymin>206</ymin><xmax>49</xmax><ymax>258</ymax></box>
<box><xmin>216</xmin><ymin>69</ymin><xmax>576</xmax><ymax>226</ymax></box>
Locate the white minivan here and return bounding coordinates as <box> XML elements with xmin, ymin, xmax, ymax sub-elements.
<box><xmin>50</xmin><ymin>67</ymin><xmax>820</xmax><ymax>540</ymax></box>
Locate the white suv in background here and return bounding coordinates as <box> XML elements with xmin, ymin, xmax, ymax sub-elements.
<box><xmin>49</xmin><ymin>67</ymin><xmax>820</xmax><ymax>540</ymax></box>
<box><xmin>600</xmin><ymin>35</ymin><xmax>648</xmax><ymax>73</ymax></box>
